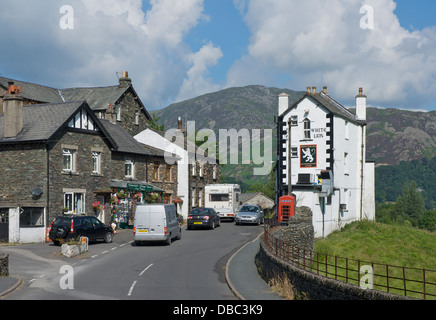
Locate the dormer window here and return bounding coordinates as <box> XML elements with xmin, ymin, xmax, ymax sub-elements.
<box><xmin>303</xmin><ymin>118</ymin><xmax>311</xmax><ymax>139</ymax></box>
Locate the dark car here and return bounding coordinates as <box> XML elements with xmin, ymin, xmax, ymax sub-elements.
<box><xmin>49</xmin><ymin>215</ymin><xmax>114</xmax><ymax>246</ymax></box>
<box><xmin>235</xmin><ymin>204</ymin><xmax>264</xmax><ymax>225</ymax></box>
<box><xmin>187</xmin><ymin>208</ymin><xmax>221</xmax><ymax>230</ymax></box>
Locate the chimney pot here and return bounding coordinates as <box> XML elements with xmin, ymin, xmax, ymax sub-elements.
<box><xmin>178</xmin><ymin>117</ymin><xmax>182</xmax><ymax>130</ymax></box>
<box><xmin>312</xmin><ymin>86</ymin><xmax>317</xmax><ymax>94</ymax></box>
<box><xmin>119</xmin><ymin>71</ymin><xmax>132</xmax><ymax>88</ymax></box>
<box><xmin>323</xmin><ymin>86</ymin><xmax>327</xmax><ymax>94</ymax></box>
<box><xmin>3</xmin><ymin>81</ymin><xmax>24</xmax><ymax>138</ymax></box>
<box><xmin>307</xmin><ymin>86</ymin><xmax>311</xmax><ymax>93</ymax></box>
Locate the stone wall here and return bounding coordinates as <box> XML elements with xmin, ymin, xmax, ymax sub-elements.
<box><xmin>0</xmin><ymin>253</ymin><xmax>8</xmax><ymax>276</ymax></box>
<box><xmin>257</xmin><ymin>206</ymin><xmax>413</xmax><ymax>300</ymax></box>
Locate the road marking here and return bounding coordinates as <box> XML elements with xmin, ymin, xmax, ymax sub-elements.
<box><xmin>139</xmin><ymin>263</ymin><xmax>153</xmax><ymax>276</ymax></box>
<box><xmin>91</xmin><ymin>254</ymin><xmax>98</xmax><ymax>258</ymax></box>
<box><xmin>101</xmin><ymin>250</ymin><xmax>108</xmax><ymax>254</ymax></box>
<box><xmin>127</xmin><ymin>280</ymin><xmax>137</xmax><ymax>296</ymax></box>
<box><xmin>111</xmin><ymin>247</ymin><xmax>117</xmax><ymax>251</ymax></box>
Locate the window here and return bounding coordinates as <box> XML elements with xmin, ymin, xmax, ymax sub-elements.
<box><xmin>291</xmin><ymin>147</ymin><xmax>298</xmax><ymax>158</ymax></box>
<box><xmin>345</xmin><ymin>121</ymin><xmax>349</xmax><ymax>140</ymax></box>
<box><xmin>165</xmin><ymin>165</ymin><xmax>172</xmax><ymax>181</ymax></box>
<box><xmin>199</xmin><ymin>163</ymin><xmax>203</xmax><ymax>177</ymax></box>
<box><xmin>135</xmin><ymin>111</ymin><xmax>139</xmax><ymax>125</ymax></box>
<box><xmin>20</xmin><ymin>208</ymin><xmax>44</xmax><ymax>227</ymax></box>
<box><xmin>198</xmin><ymin>190</ymin><xmax>203</xmax><ymax>207</ymax></box>
<box><xmin>213</xmin><ymin>165</ymin><xmax>217</xmax><ymax>180</ymax></box>
<box><xmin>64</xmin><ymin>192</ymin><xmax>85</xmax><ymax>214</ymax></box>
<box><xmin>92</xmin><ymin>152</ymin><xmax>101</xmax><ymax>174</ymax></box>
<box><xmin>209</xmin><ymin>193</ymin><xmax>229</xmax><ymax>202</ymax></box>
<box><xmin>303</xmin><ymin>118</ymin><xmax>311</xmax><ymax>139</ymax></box>
<box><xmin>192</xmin><ymin>162</ymin><xmax>197</xmax><ymax>176</ymax></box>
<box><xmin>116</xmin><ymin>106</ymin><xmax>121</xmax><ymax>121</ymax></box>
<box><xmin>192</xmin><ymin>188</ymin><xmax>197</xmax><ymax>207</ymax></box>
<box><xmin>63</xmin><ymin>149</ymin><xmax>74</xmax><ymax>172</ymax></box>
<box><xmin>290</xmin><ymin>115</ymin><xmax>298</xmax><ymax>126</ymax></box>
<box><xmin>125</xmin><ymin>159</ymin><xmax>134</xmax><ymax>178</ymax></box>
<box><xmin>153</xmin><ymin>163</ymin><xmax>160</xmax><ymax>180</ymax></box>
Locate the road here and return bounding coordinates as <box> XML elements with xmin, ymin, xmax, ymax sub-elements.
<box><xmin>1</xmin><ymin>221</ymin><xmax>262</xmax><ymax>300</ymax></box>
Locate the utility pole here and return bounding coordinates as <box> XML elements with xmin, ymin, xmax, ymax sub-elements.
<box><xmin>288</xmin><ymin>118</ymin><xmax>292</xmax><ymax>195</ymax></box>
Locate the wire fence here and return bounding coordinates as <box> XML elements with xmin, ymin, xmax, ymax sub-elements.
<box><xmin>263</xmin><ymin>221</ymin><xmax>436</xmax><ymax>300</ymax></box>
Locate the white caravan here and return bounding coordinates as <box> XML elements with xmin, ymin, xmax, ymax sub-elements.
<box><xmin>205</xmin><ymin>184</ymin><xmax>241</xmax><ymax>221</ymax></box>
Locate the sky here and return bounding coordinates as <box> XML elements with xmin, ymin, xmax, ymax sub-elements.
<box><xmin>0</xmin><ymin>0</ymin><xmax>435</xmax><ymax>111</ymax></box>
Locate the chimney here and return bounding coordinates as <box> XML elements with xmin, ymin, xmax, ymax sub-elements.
<box><xmin>178</xmin><ymin>117</ymin><xmax>182</xmax><ymax>130</ymax></box>
<box><xmin>3</xmin><ymin>82</ymin><xmax>24</xmax><ymax>138</ymax></box>
<box><xmin>119</xmin><ymin>71</ymin><xmax>132</xmax><ymax>88</ymax></box>
<box><xmin>278</xmin><ymin>92</ymin><xmax>289</xmax><ymax>116</ymax></box>
<box><xmin>307</xmin><ymin>86</ymin><xmax>311</xmax><ymax>93</ymax></box>
<box><xmin>312</xmin><ymin>86</ymin><xmax>317</xmax><ymax>94</ymax></box>
<box><xmin>323</xmin><ymin>86</ymin><xmax>328</xmax><ymax>94</ymax></box>
<box><xmin>355</xmin><ymin>87</ymin><xmax>367</xmax><ymax>121</ymax></box>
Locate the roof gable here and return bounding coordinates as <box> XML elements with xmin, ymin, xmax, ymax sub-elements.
<box><xmin>282</xmin><ymin>91</ymin><xmax>362</xmax><ymax>125</ymax></box>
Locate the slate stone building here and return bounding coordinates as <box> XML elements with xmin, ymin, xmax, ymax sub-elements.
<box><xmin>0</xmin><ymin>75</ymin><xmax>178</xmax><ymax>243</ymax></box>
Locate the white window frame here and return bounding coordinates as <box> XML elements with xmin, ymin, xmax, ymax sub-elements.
<box><xmin>303</xmin><ymin>118</ymin><xmax>311</xmax><ymax>140</ymax></box>
<box><xmin>63</xmin><ymin>149</ymin><xmax>75</xmax><ymax>172</ymax></box>
<box><xmin>64</xmin><ymin>192</ymin><xmax>85</xmax><ymax>214</ymax></box>
<box><xmin>125</xmin><ymin>159</ymin><xmax>134</xmax><ymax>178</ymax></box>
<box><xmin>92</xmin><ymin>151</ymin><xmax>101</xmax><ymax>174</ymax></box>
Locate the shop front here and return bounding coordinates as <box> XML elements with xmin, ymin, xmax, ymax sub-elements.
<box><xmin>109</xmin><ymin>180</ymin><xmax>164</xmax><ymax>229</ymax></box>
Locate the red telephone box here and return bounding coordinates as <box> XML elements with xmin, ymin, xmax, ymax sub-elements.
<box><xmin>278</xmin><ymin>195</ymin><xmax>296</xmax><ymax>223</ymax></box>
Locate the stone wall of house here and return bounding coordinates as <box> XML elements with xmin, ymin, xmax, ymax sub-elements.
<box><xmin>189</xmin><ymin>161</ymin><xmax>220</xmax><ymax>210</ymax></box>
<box><xmin>0</xmin><ymin>143</ymin><xmax>47</xmax><ymax>208</ymax></box>
<box><xmin>115</xmin><ymin>89</ymin><xmax>148</xmax><ymax>137</ymax></box>
<box><xmin>145</xmin><ymin>158</ymin><xmax>178</xmax><ymax>202</ymax></box>
<box><xmin>48</xmin><ymin>129</ymin><xmax>113</xmax><ymax>221</ymax></box>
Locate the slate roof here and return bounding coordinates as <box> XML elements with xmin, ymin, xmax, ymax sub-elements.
<box><xmin>0</xmin><ymin>101</ymin><xmax>85</xmax><ymax>142</ymax></box>
<box><xmin>0</xmin><ymin>76</ymin><xmax>150</xmax><ymax>118</ymax></box>
<box><xmin>283</xmin><ymin>91</ymin><xmax>364</xmax><ymax>125</ymax></box>
<box><xmin>99</xmin><ymin>119</ymin><xmax>165</xmax><ymax>157</ymax></box>
<box><xmin>0</xmin><ymin>77</ymin><xmax>64</xmax><ymax>104</ymax></box>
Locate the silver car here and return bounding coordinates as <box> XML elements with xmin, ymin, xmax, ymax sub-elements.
<box><xmin>235</xmin><ymin>204</ymin><xmax>264</xmax><ymax>225</ymax></box>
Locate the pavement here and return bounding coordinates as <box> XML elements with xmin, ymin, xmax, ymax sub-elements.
<box><xmin>1</xmin><ymin>231</ymin><xmax>283</xmax><ymax>300</ymax></box>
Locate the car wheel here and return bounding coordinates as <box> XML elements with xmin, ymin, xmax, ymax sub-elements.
<box><xmin>104</xmin><ymin>232</ymin><xmax>113</xmax><ymax>243</ymax></box>
<box><xmin>211</xmin><ymin>221</ymin><xmax>215</xmax><ymax>230</ymax></box>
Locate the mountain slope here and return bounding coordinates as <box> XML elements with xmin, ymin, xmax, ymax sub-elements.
<box><xmin>153</xmin><ymin>85</ymin><xmax>436</xmax><ymax>189</ymax></box>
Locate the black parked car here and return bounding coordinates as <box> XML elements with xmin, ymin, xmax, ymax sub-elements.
<box><xmin>187</xmin><ymin>208</ymin><xmax>221</xmax><ymax>230</ymax></box>
<box><xmin>49</xmin><ymin>215</ymin><xmax>114</xmax><ymax>246</ymax></box>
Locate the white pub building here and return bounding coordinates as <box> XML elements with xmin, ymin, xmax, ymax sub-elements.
<box><xmin>276</xmin><ymin>86</ymin><xmax>375</xmax><ymax>237</ymax></box>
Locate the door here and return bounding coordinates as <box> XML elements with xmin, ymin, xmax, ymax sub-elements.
<box><xmin>0</xmin><ymin>209</ymin><xmax>8</xmax><ymax>242</ymax></box>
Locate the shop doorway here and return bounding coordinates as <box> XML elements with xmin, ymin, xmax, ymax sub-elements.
<box><xmin>0</xmin><ymin>209</ymin><xmax>9</xmax><ymax>242</ymax></box>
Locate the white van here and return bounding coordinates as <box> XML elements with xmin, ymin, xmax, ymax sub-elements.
<box><xmin>133</xmin><ymin>204</ymin><xmax>181</xmax><ymax>245</ymax></box>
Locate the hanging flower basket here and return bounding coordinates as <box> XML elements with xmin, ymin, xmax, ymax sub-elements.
<box><xmin>173</xmin><ymin>196</ymin><xmax>183</xmax><ymax>205</ymax></box>
<box><xmin>92</xmin><ymin>201</ymin><xmax>105</xmax><ymax>211</ymax></box>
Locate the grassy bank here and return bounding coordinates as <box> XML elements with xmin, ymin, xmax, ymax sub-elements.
<box><xmin>313</xmin><ymin>220</ymin><xmax>436</xmax><ymax>299</ymax></box>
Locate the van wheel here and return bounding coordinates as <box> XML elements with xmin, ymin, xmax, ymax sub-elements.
<box><xmin>166</xmin><ymin>234</ymin><xmax>172</xmax><ymax>245</ymax></box>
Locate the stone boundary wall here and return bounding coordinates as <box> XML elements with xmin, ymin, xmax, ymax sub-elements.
<box><xmin>0</xmin><ymin>253</ymin><xmax>8</xmax><ymax>276</ymax></box>
<box><xmin>256</xmin><ymin>206</ymin><xmax>413</xmax><ymax>300</ymax></box>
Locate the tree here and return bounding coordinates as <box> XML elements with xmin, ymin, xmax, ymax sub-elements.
<box><xmin>148</xmin><ymin>113</ymin><xmax>165</xmax><ymax>131</ymax></box>
<box><xmin>395</xmin><ymin>181</ymin><xmax>426</xmax><ymax>226</ymax></box>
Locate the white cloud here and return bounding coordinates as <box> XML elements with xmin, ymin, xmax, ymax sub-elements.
<box><xmin>176</xmin><ymin>42</ymin><xmax>223</xmax><ymax>102</ymax></box>
<box><xmin>0</xmin><ymin>0</ymin><xmax>221</xmax><ymax>109</ymax></box>
<box><xmin>227</xmin><ymin>0</ymin><xmax>436</xmax><ymax>109</ymax></box>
